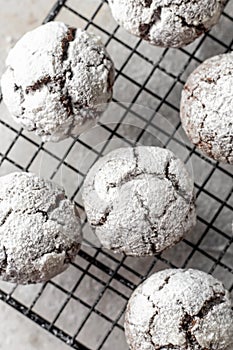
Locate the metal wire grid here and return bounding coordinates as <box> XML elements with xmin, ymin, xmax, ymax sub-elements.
<box><xmin>0</xmin><ymin>0</ymin><xmax>232</xmax><ymax>349</ymax></box>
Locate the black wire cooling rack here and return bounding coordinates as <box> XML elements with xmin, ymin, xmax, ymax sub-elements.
<box><xmin>0</xmin><ymin>1</ymin><xmax>233</xmax><ymax>349</ymax></box>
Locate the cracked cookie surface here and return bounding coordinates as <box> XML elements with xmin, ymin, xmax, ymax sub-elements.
<box><xmin>1</xmin><ymin>21</ymin><xmax>115</xmax><ymax>142</ymax></box>
<box><xmin>180</xmin><ymin>52</ymin><xmax>233</xmax><ymax>164</ymax></box>
<box><xmin>125</xmin><ymin>269</ymin><xmax>233</xmax><ymax>350</ymax></box>
<box><xmin>108</xmin><ymin>0</ymin><xmax>225</xmax><ymax>47</ymax></box>
<box><xmin>82</xmin><ymin>146</ymin><xmax>196</xmax><ymax>256</ymax></box>
<box><xmin>0</xmin><ymin>172</ymin><xmax>82</xmax><ymax>284</ymax></box>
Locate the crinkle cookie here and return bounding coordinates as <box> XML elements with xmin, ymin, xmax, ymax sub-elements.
<box><xmin>1</xmin><ymin>22</ymin><xmax>115</xmax><ymax>142</ymax></box>
<box><xmin>181</xmin><ymin>52</ymin><xmax>233</xmax><ymax>164</ymax></box>
<box><xmin>108</xmin><ymin>0</ymin><xmax>225</xmax><ymax>47</ymax></box>
<box><xmin>0</xmin><ymin>172</ymin><xmax>82</xmax><ymax>284</ymax></box>
<box><xmin>125</xmin><ymin>269</ymin><xmax>233</xmax><ymax>350</ymax></box>
<box><xmin>82</xmin><ymin>146</ymin><xmax>196</xmax><ymax>256</ymax></box>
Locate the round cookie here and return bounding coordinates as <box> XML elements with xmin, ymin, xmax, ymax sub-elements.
<box><xmin>82</xmin><ymin>146</ymin><xmax>196</xmax><ymax>256</ymax></box>
<box><xmin>180</xmin><ymin>52</ymin><xmax>233</xmax><ymax>164</ymax></box>
<box><xmin>1</xmin><ymin>22</ymin><xmax>115</xmax><ymax>142</ymax></box>
<box><xmin>108</xmin><ymin>0</ymin><xmax>225</xmax><ymax>47</ymax></box>
<box><xmin>125</xmin><ymin>269</ymin><xmax>233</xmax><ymax>350</ymax></box>
<box><xmin>0</xmin><ymin>172</ymin><xmax>82</xmax><ymax>284</ymax></box>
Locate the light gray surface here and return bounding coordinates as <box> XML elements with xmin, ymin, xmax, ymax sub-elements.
<box><xmin>0</xmin><ymin>300</ymin><xmax>70</xmax><ymax>350</ymax></box>
<box><xmin>0</xmin><ymin>0</ymin><xmax>232</xmax><ymax>350</ymax></box>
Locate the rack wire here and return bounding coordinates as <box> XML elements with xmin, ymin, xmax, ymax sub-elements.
<box><xmin>0</xmin><ymin>1</ymin><xmax>232</xmax><ymax>349</ymax></box>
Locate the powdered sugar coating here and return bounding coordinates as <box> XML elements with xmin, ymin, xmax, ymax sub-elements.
<box><xmin>108</xmin><ymin>0</ymin><xmax>225</xmax><ymax>48</ymax></box>
<box><xmin>1</xmin><ymin>22</ymin><xmax>115</xmax><ymax>142</ymax></box>
<box><xmin>0</xmin><ymin>172</ymin><xmax>82</xmax><ymax>284</ymax></box>
<box><xmin>82</xmin><ymin>146</ymin><xmax>196</xmax><ymax>256</ymax></box>
<box><xmin>125</xmin><ymin>269</ymin><xmax>233</xmax><ymax>350</ymax></box>
<box><xmin>181</xmin><ymin>52</ymin><xmax>233</xmax><ymax>164</ymax></box>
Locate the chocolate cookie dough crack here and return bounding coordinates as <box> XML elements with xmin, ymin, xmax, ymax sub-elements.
<box><xmin>184</xmin><ymin>85</ymin><xmax>206</xmax><ymax>109</ymax></box>
<box><xmin>145</xmin><ymin>293</ymin><xmax>157</xmax><ymax>309</ymax></box>
<box><xmin>164</xmin><ymin>160</ymin><xmax>191</xmax><ymax>204</ymax></box>
<box><xmin>147</xmin><ymin>312</ymin><xmax>158</xmax><ymax>348</ymax></box>
<box><xmin>0</xmin><ymin>245</ymin><xmax>8</xmax><ymax>271</ymax></box>
<box><xmin>106</xmin><ymin>161</ymin><xmax>191</xmax><ymax>205</ymax></box>
<box><xmin>135</xmin><ymin>191</ymin><xmax>177</xmax><ymax>254</ymax></box>
<box><xmin>158</xmin><ymin>275</ymin><xmax>172</xmax><ymax>291</ymax></box>
<box><xmin>106</xmin><ymin>172</ymin><xmax>154</xmax><ymax>191</ymax></box>
<box><xmin>14</xmin><ymin>82</ymin><xmax>26</xmax><ymax>115</ymax></box>
<box><xmin>184</xmin><ymin>85</ymin><xmax>218</xmax><ymax>151</ymax></box>
<box><xmin>60</xmin><ymin>27</ymin><xmax>77</xmax><ymax>63</ymax></box>
<box><xmin>180</xmin><ymin>313</ymin><xmax>203</xmax><ymax>349</ymax></box>
<box><xmin>225</xmin><ymin>136</ymin><xmax>233</xmax><ymax>163</ymax></box>
<box><xmin>141</xmin><ymin>0</ymin><xmax>153</xmax><ymax>7</ymax></box>
<box><xmin>0</xmin><ymin>208</ymin><xmax>13</xmax><ymax>227</ymax></box>
<box><xmin>196</xmin><ymin>113</ymin><xmax>212</xmax><ymax>148</ymax></box>
<box><xmin>25</xmin><ymin>71</ymin><xmax>75</xmax><ymax>116</ymax></box>
<box><xmin>200</xmin><ymin>76</ymin><xmax>221</xmax><ymax>85</ymax></box>
<box><xmin>196</xmin><ymin>292</ymin><xmax>225</xmax><ymax>318</ymax></box>
<box><xmin>135</xmin><ymin>191</ymin><xmax>159</xmax><ymax>233</ymax></box>
<box><xmin>133</xmin><ymin>147</ymin><xmax>139</xmax><ymax>170</ymax></box>
<box><xmin>91</xmin><ymin>207</ymin><xmax>112</xmax><ymax>227</ymax></box>
<box><xmin>155</xmin><ymin>346</ymin><xmax>180</xmax><ymax>350</ymax></box>
<box><xmin>138</xmin><ymin>7</ymin><xmax>162</xmax><ymax>38</ymax></box>
<box><xmin>32</xmin><ymin>241</ymin><xmax>81</xmax><ymax>265</ymax></box>
<box><xmin>64</xmin><ymin>243</ymin><xmax>81</xmax><ymax>264</ymax></box>
<box><xmin>35</xmin><ymin>209</ymin><xmax>49</xmax><ymax>221</ymax></box>
<box><xmin>179</xmin><ymin>292</ymin><xmax>226</xmax><ymax>349</ymax></box>
<box><xmin>23</xmin><ymin>194</ymin><xmax>68</xmax><ymax>222</ymax></box>
<box><xmin>104</xmin><ymin>148</ymin><xmax>141</xmax><ymax>191</ymax></box>
<box><xmin>60</xmin><ymin>91</ymin><xmax>74</xmax><ymax>116</ymax></box>
<box><xmin>199</xmin><ymin>113</ymin><xmax>208</xmax><ymax>131</ymax></box>
<box><xmin>47</xmin><ymin>193</ymin><xmax>66</xmax><ymax>213</ymax></box>
<box><xmin>177</xmin><ymin>15</ymin><xmax>206</xmax><ymax>34</ymax></box>
<box><xmin>25</xmin><ymin>75</ymin><xmax>52</xmax><ymax>94</ymax></box>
